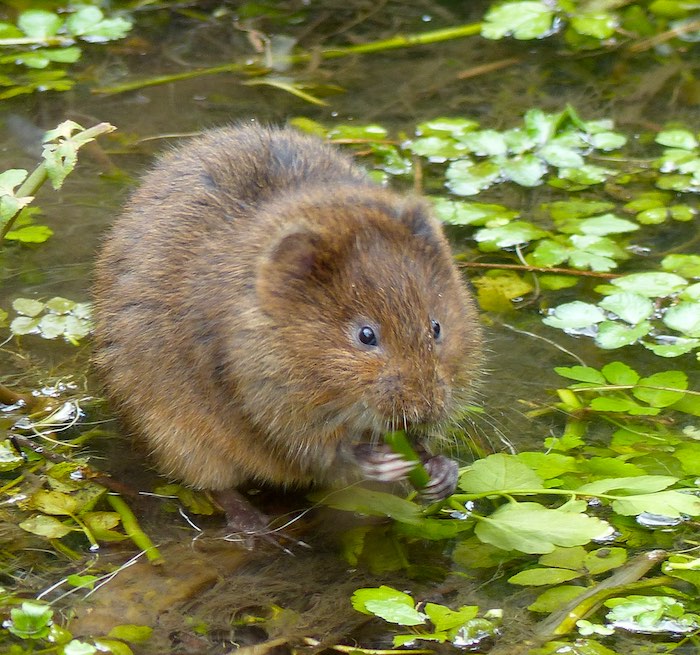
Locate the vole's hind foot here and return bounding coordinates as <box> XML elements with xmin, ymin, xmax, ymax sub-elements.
<box><xmin>212</xmin><ymin>488</ymin><xmax>308</xmax><ymax>554</ymax></box>
<box><xmin>419</xmin><ymin>455</ymin><xmax>459</xmax><ymax>502</ymax></box>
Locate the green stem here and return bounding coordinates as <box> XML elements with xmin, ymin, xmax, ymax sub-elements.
<box><xmin>107</xmin><ymin>494</ymin><xmax>163</xmax><ymax>565</ymax></box>
<box><xmin>95</xmin><ymin>21</ymin><xmax>482</xmax><ymax>95</ymax></box>
<box><xmin>0</xmin><ymin>164</ymin><xmax>48</xmax><ymax>241</ymax></box>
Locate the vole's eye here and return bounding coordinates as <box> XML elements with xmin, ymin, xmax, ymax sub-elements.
<box><xmin>431</xmin><ymin>319</ymin><xmax>442</xmax><ymax>341</ymax></box>
<box><xmin>358</xmin><ymin>326</ymin><xmax>378</xmax><ymax>346</ymax></box>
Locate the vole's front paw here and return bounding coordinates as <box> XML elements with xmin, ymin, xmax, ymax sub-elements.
<box><xmin>354</xmin><ymin>443</ymin><xmax>416</xmax><ymax>482</ymax></box>
<box><xmin>419</xmin><ymin>455</ymin><xmax>459</xmax><ymax>502</ymax></box>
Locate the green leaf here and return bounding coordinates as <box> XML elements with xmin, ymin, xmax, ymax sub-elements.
<box><xmin>313</xmin><ymin>487</ymin><xmax>421</xmax><ymax>523</ymax></box>
<box><xmin>594</xmin><ymin>320</ymin><xmax>652</xmax><ymax>349</ymax></box>
<box><xmin>10</xmin><ymin>315</ymin><xmax>41</xmax><ymax>335</ymax></box>
<box><xmin>482</xmin><ymin>2</ymin><xmax>556</xmax><ymax>40</ymax></box>
<box><xmin>6</xmin><ymin>601</ymin><xmax>53</xmax><ymax>639</ymax></box>
<box><xmin>584</xmin><ymin>547</ymin><xmax>627</xmax><ymax>574</ymax></box>
<box><xmin>446</xmin><ymin>160</ymin><xmax>501</xmax><ymax>195</ymax></box>
<box><xmin>64</xmin><ymin>640</ymin><xmax>97</xmax><ymax>655</ymax></box>
<box><xmin>546</xmin><ymin>200</ymin><xmax>615</xmax><ymax>220</ymax></box>
<box><xmin>555</xmin><ymin>366</ymin><xmax>605</xmax><ymax>384</ymax></box>
<box><xmin>5</xmin><ymin>224</ymin><xmax>54</xmax><ymax>243</ymax></box>
<box><xmin>351</xmin><ymin>586</ymin><xmax>426</xmax><ymax>625</ymax></box>
<box><xmin>612</xmin><ymin>490</ymin><xmax>700</xmax><ymax>517</ymax></box>
<box><xmin>577</xmin><ymin>475</ymin><xmax>677</xmax><ymax>495</ymax></box>
<box><xmin>589</xmin><ymin>131</ymin><xmax>627</xmax><ymax>150</ymax></box>
<box><xmin>459</xmin><ymin>130</ymin><xmax>508</xmax><ymax>156</ymax></box>
<box><xmin>577</xmin><ymin>214</ymin><xmax>638</xmax><ymax>236</ymax></box>
<box><xmin>29</xmin><ymin>489</ymin><xmax>79</xmax><ymax>515</ymax></box>
<box><xmin>663</xmin><ymin>302</ymin><xmax>700</xmax><ymax>337</ymax></box>
<box><xmin>589</xmin><ymin>396</ymin><xmax>659</xmax><ymax>415</ymax></box>
<box><xmin>66</xmin><ymin>6</ymin><xmax>132</xmax><ymax>41</ymax></box>
<box><xmin>501</xmin><ymin>154</ymin><xmax>547</xmax><ymax>186</ymax></box>
<box><xmin>407</xmin><ymin>136</ymin><xmax>465</xmax><ymax>160</ymax></box>
<box><xmin>543</xmin><ymin>301</ymin><xmax>606</xmax><ymax>330</ymax></box>
<box><xmin>475</xmin><ymin>501</ymin><xmax>613</xmax><ymax>554</ymax></box>
<box><xmin>18</xmin><ymin>9</ymin><xmax>62</xmax><ymax>39</ymax></box>
<box><xmin>662</xmin><ymin>254</ymin><xmax>700</xmax><ymax>278</ymax></box>
<box><xmin>656</xmin><ymin>129</ymin><xmax>698</xmax><ymax>150</ymax></box>
<box><xmin>599</xmin><ymin>292</ymin><xmax>654</xmax><ymax>325</ymax></box>
<box><xmin>633</xmin><ymin>371</ymin><xmax>687</xmax><ymax>407</ymax></box>
<box><xmin>570</xmin><ymin>12</ymin><xmax>617</xmax><ymax>39</ymax></box>
<box><xmin>423</xmin><ymin>603</ymin><xmax>479</xmax><ymax>632</ymax></box>
<box><xmin>416</xmin><ymin>117</ymin><xmax>480</xmax><ymax>138</ymax></box>
<box><xmin>529</xmin><ymin>585</ymin><xmax>587</xmax><ymax>612</ymax></box>
<box><xmin>431</xmin><ymin>198</ymin><xmax>517</xmax><ymax>226</ymax></box>
<box><xmin>600</xmin><ymin>361</ymin><xmax>639</xmax><ymax>385</ymax></box>
<box><xmin>19</xmin><ymin>514</ymin><xmax>73</xmax><ymax>538</ymax></box>
<box><xmin>459</xmin><ymin>453</ymin><xmax>543</xmax><ymax>493</ymax></box>
<box><xmin>13</xmin><ymin>297</ymin><xmax>45</xmax><ymax>317</ymax></box>
<box><xmin>611</xmin><ymin>272</ymin><xmax>688</xmax><ymax>297</ymax></box>
<box><xmin>474</xmin><ymin>221</ymin><xmax>548</xmax><ymax>247</ymax></box>
<box><xmin>92</xmin><ymin>640</ymin><xmax>134</xmax><ymax>655</ymax></box>
<box><xmin>508</xmin><ymin>567</ymin><xmax>581</xmax><ymax>585</ymax></box>
<box><xmin>107</xmin><ymin>625</ymin><xmax>154</xmax><ymax>643</ymax></box>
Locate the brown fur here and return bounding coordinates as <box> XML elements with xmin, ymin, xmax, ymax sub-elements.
<box><xmin>93</xmin><ymin>125</ymin><xmax>483</xmax><ymax>492</ymax></box>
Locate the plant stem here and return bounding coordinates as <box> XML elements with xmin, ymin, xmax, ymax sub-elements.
<box><xmin>94</xmin><ymin>21</ymin><xmax>482</xmax><ymax>95</ymax></box>
<box><xmin>107</xmin><ymin>494</ymin><xmax>163</xmax><ymax>565</ymax></box>
<box><xmin>458</xmin><ymin>261</ymin><xmax>621</xmax><ymax>279</ymax></box>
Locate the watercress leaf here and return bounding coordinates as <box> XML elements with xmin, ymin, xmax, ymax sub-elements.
<box><xmin>584</xmin><ymin>547</ymin><xmax>627</xmax><ymax>574</ymax></box>
<box><xmin>589</xmin><ymin>396</ymin><xmax>659</xmax><ymax>415</ymax></box>
<box><xmin>66</xmin><ymin>7</ymin><xmax>133</xmax><ymax>42</ymax></box>
<box><xmin>424</xmin><ymin>603</ymin><xmax>478</xmax><ymax>632</ymax></box>
<box><xmin>431</xmin><ymin>198</ymin><xmax>517</xmax><ymax>226</ymax></box>
<box><xmin>557</xmin><ymin>164</ymin><xmax>613</xmax><ymax>185</ymax></box>
<box><xmin>594</xmin><ymin>320</ymin><xmax>652</xmax><ymax>349</ymax></box>
<box><xmin>5</xmin><ymin>224</ymin><xmax>54</xmax><ymax>243</ymax></box>
<box><xmin>13</xmin><ymin>298</ymin><xmax>45</xmax><ymax>317</ymax></box>
<box><xmin>644</xmin><ymin>338</ymin><xmax>700</xmax><ymax>357</ymax></box>
<box><xmin>577</xmin><ymin>214</ymin><xmax>638</xmax><ymax>236</ymax></box>
<box><xmin>545</xmin><ymin>200</ymin><xmax>615</xmax><ymax>220</ymax></box>
<box><xmin>537</xmin><ymin>143</ymin><xmax>584</xmax><ymax>168</ymax></box>
<box><xmin>107</xmin><ymin>625</ymin><xmax>154</xmax><ymax>643</ymax></box>
<box><xmin>446</xmin><ymin>159</ymin><xmax>501</xmax><ymax>195</ymax></box>
<box><xmin>529</xmin><ymin>585</ymin><xmax>587</xmax><ymax>612</ymax></box>
<box><xmin>516</xmin><ymin>452</ymin><xmax>579</xmax><ymax>479</ymax></box>
<box><xmin>530</xmin><ymin>239</ymin><xmax>571</xmax><ymax>266</ymax></box>
<box><xmin>92</xmin><ymin>640</ymin><xmax>134</xmax><ymax>655</ymax></box>
<box><xmin>474</xmin><ymin>220</ymin><xmax>548</xmax><ymax>247</ymax></box>
<box><xmin>637</xmin><ymin>207</ymin><xmax>667</xmax><ymax>224</ymax></box>
<box><xmin>29</xmin><ymin>489</ymin><xmax>80</xmax><ymax>515</ymax></box>
<box><xmin>459</xmin><ymin>130</ymin><xmax>508</xmax><ymax>156</ymax></box>
<box><xmin>662</xmin><ymin>254</ymin><xmax>700</xmax><ymax>278</ymax></box>
<box><xmin>482</xmin><ymin>2</ymin><xmax>556</xmax><ymax>40</ymax></box>
<box><xmin>612</xmin><ymin>490</ymin><xmax>700</xmax><ymax>517</ymax></box>
<box><xmin>539</xmin><ymin>545</ymin><xmax>587</xmax><ymax>570</ymax></box>
<box><xmin>669</xmin><ymin>204</ymin><xmax>695</xmax><ymax>221</ymax></box>
<box><xmin>543</xmin><ymin>301</ymin><xmax>606</xmax><ymax>329</ymax></box>
<box><xmin>600</xmin><ymin>361</ymin><xmax>639</xmax><ymax>385</ymax></box>
<box><xmin>459</xmin><ymin>453</ymin><xmax>543</xmax><ymax>493</ymax></box>
<box><xmin>312</xmin><ymin>487</ymin><xmax>421</xmax><ymax>523</ymax></box>
<box><xmin>10</xmin><ymin>315</ymin><xmax>40</xmax><ymax>335</ymax></box>
<box><xmin>407</xmin><ymin>136</ymin><xmax>465</xmax><ymax>160</ymax></box>
<box><xmin>555</xmin><ymin>366</ymin><xmax>606</xmax><ymax>384</ymax></box>
<box><xmin>416</xmin><ymin>117</ymin><xmax>479</xmax><ymax>138</ymax></box>
<box><xmin>500</xmin><ymin>154</ymin><xmax>547</xmax><ymax>186</ymax></box>
<box><xmin>633</xmin><ymin>371</ymin><xmax>687</xmax><ymax>407</ymax></box>
<box><xmin>18</xmin><ymin>9</ymin><xmax>62</xmax><ymax>39</ymax></box>
<box><xmin>610</xmin><ymin>272</ymin><xmax>688</xmax><ymax>298</ymax></box>
<box><xmin>578</xmin><ymin>475</ymin><xmax>677</xmax><ymax>495</ymax></box>
<box><xmin>599</xmin><ymin>292</ymin><xmax>654</xmax><ymax>325</ymax></box>
<box><xmin>589</xmin><ymin>131</ymin><xmax>627</xmax><ymax>150</ymax></box>
<box><xmin>63</xmin><ymin>640</ymin><xmax>97</xmax><ymax>655</ymax></box>
<box><xmin>19</xmin><ymin>514</ymin><xmax>73</xmax><ymax>538</ymax></box>
<box><xmin>351</xmin><ymin>586</ymin><xmax>425</xmax><ymax>625</ymax></box>
<box><xmin>6</xmin><ymin>601</ymin><xmax>53</xmax><ymax>639</ymax></box>
<box><xmin>656</xmin><ymin>129</ymin><xmax>698</xmax><ymax>150</ymax></box>
<box><xmin>508</xmin><ymin>567</ymin><xmax>581</xmax><ymax>585</ymax></box>
<box><xmin>475</xmin><ymin>501</ymin><xmax>613</xmax><ymax>554</ymax></box>
<box><xmin>663</xmin><ymin>301</ymin><xmax>700</xmax><ymax>337</ymax></box>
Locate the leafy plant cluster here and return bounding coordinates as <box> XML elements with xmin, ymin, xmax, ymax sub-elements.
<box><xmin>0</xmin><ymin>4</ymin><xmax>132</xmax><ymax>98</ymax></box>
<box><xmin>482</xmin><ymin>0</ymin><xmax>700</xmax><ymax>51</ymax></box>
<box><xmin>292</xmin><ymin>112</ymin><xmax>700</xmax><ymax>360</ymax></box>
<box><xmin>1</xmin><ymin>595</ymin><xmax>152</xmax><ymax>655</ymax></box>
<box><xmin>351</xmin><ymin>585</ymin><xmax>501</xmax><ymax>648</ymax></box>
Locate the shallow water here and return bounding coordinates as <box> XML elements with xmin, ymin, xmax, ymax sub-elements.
<box><xmin>1</xmin><ymin>2</ymin><xmax>698</xmax><ymax>653</ymax></box>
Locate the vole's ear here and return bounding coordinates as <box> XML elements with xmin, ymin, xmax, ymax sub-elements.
<box><xmin>257</xmin><ymin>228</ymin><xmax>336</xmax><ymax>312</ymax></box>
<box><xmin>397</xmin><ymin>197</ymin><xmax>448</xmax><ymax>254</ymax></box>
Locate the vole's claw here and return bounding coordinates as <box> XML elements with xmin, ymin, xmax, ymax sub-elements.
<box><xmin>418</xmin><ymin>455</ymin><xmax>459</xmax><ymax>502</ymax></box>
<box><xmin>354</xmin><ymin>443</ymin><xmax>416</xmax><ymax>482</ymax></box>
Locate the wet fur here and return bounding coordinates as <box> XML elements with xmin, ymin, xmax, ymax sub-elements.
<box><xmin>93</xmin><ymin>125</ymin><xmax>483</xmax><ymax>491</ymax></box>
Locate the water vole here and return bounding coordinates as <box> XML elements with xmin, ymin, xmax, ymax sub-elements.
<box><xmin>93</xmin><ymin>125</ymin><xmax>482</xmax><ymax>527</ymax></box>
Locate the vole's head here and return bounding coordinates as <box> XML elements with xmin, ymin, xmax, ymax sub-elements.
<box><xmin>255</xmin><ymin>187</ymin><xmax>482</xmax><ymax>440</ymax></box>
